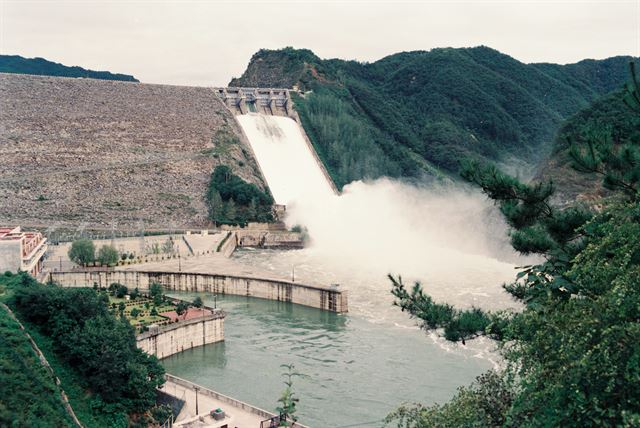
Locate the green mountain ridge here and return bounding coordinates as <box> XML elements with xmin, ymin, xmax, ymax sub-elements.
<box><xmin>539</xmin><ymin>88</ymin><xmax>640</xmax><ymax>204</ymax></box>
<box><xmin>0</xmin><ymin>54</ymin><xmax>138</xmax><ymax>82</ymax></box>
<box><xmin>230</xmin><ymin>47</ymin><xmax>635</xmax><ymax>188</ymax></box>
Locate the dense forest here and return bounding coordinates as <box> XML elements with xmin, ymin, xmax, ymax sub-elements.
<box><xmin>207</xmin><ymin>165</ymin><xmax>274</xmax><ymax>225</ymax></box>
<box><xmin>0</xmin><ymin>55</ymin><xmax>138</xmax><ymax>81</ymax></box>
<box><xmin>0</xmin><ymin>273</ymin><xmax>167</xmax><ymax>427</ymax></box>
<box><xmin>386</xmin><ymin>65</ymin><xmax>640</xmax><ymax>427</ymax></box>
<box><xmin>231</xmin><ymin>47</ymin><xmax>635</xmax><ymax>188</ymax></box>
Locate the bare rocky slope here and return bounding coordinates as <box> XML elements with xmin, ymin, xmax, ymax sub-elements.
<box><xmin>0</xmin><ymin>73</ymin><xmax>265</xmax><ymax>229</ymax></box>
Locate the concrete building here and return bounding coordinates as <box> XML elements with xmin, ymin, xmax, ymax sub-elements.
<box><xmin>0</xmin><ymin>226</ymin><xmax>48</xmax><ymax>276</ymax></box>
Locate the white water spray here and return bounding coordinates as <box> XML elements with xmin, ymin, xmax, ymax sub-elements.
<box><xmin>236</xmin><ymin>113</ymin><xmax>522</xmax><ymax>314</ymax></box>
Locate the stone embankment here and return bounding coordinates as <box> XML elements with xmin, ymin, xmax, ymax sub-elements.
<box><xmin>136</xmin><ymin>308</ymin><xmax>225</xmax><ymax>359</ymax></box>
<box><xmin>0</xmin><ymin>73</ymin><xmax>266</xmax><ymax>229</ymax></box>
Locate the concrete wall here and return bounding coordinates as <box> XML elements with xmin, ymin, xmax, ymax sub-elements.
<box><xmin>137</xmin><ymin>313</ymin><xmax>225</xmax><ymax>359</ymax></box>
<box><xmin>0</xmin><ymin>240</ymin><xmax>21</xmax><ymax>273</ymax></box>
<box><xmin>165</xmin><ymin>374</ymin><xmax>309</xmax><ymax>428</ymax></box>
<box><xmin>217</xmin><ymin>231</ymin><xmax>237</xmax><ymax>257</ymax></box>
<box><xmin>49</xmin><ymin>270</ymin><xmax>348</xmax><ymax>313</ymax></box>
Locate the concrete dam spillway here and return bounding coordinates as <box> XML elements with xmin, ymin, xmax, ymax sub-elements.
<box><xmin>235</xmin><ymin>113</ymin><xmax>336</xmax><ymax>206</ymax></box>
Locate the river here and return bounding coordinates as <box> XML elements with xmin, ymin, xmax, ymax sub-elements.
<box><xmin>163</xmin><ymin>112</ymin><xmax>523</xmax><ymax>426</ymax></box>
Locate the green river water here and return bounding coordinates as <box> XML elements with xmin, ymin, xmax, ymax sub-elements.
<box><xmin>162</xmin><ymin>291</ymin><xmax>492</xmax><ymax>427</ymax></box>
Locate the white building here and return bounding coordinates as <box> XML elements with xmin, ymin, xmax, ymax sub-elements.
<box><xmin>0</xmin><ymin>226</ymin><xmax>48</xmax><ymax>276</ymax></box>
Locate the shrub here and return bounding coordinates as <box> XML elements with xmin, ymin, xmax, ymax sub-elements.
<box><xmin>97</xmin><ymin>245</ymin><xmax>119</xmax><ymax>266</ymax></box>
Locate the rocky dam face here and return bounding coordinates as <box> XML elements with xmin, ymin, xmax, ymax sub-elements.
<box><xmin>0</xmin><ymin>73</ymin><xmax>266</xmax><ymax>229</ymax></box>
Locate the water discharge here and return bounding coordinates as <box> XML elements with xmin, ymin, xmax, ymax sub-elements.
<box><xmin>164</xmin><ymin>113</ymin><xmax>526</xmax><ymax>426</ymax></box>
<box><xmin>236</xmin><ymin>114</ymin><xmax>335</xmax><ymax>205</ymax></box>
<box><xmin>236</xmin><ymin>113</ymin><xmax>522</xmax><ymax>312</ymax></box>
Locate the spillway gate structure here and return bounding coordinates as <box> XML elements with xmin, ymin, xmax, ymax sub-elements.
<box><xmin>215</xmin><ymin>87</ymin><xmax>292</xmax><ymax>116</ymax></box>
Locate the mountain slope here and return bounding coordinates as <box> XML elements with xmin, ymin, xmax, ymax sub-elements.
<box><xmin>230</xmin><ymin>47</ymin><xmax>635</xmax><ymax>188</ymax></box>
<box><xmin>0</xmin><ymin>55</ymin><xmax>138</xmax><ymax>82</ymax></box>
<box><xmin>538</xmin><ymin>89</ymin><xmax>640</xmax><ymax>204</ymax></box>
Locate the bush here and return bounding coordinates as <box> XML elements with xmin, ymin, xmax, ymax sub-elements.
<box><xmin>97</xmin><ymin>245</ymin><xmax>119</xmax><ymax>266</ymax></box>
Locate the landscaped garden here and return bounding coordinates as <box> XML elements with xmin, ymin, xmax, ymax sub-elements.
<box><xmin>103</xmin><ymin>282</ymin><xmax>206</xmax><ymax>332</ymax></box>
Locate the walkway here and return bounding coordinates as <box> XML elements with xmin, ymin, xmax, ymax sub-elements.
<box><xmin>164</xmin><ymin>377</ymin><xmax>268</xmax><ymax>428</ymax></box>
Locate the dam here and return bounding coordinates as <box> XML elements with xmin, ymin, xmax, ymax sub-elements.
<box><xmin>156</xmin><ymin>86</ymin><xmax>520</xmax><ymax>426</ymax></box>
<box><xmin>216</xmin><ymin>87</ymin><xmax>339</xmax><ymax>203</ymax></box>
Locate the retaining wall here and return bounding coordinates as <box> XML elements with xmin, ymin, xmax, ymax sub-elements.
<box><xmin>136</xmin><ymin>312</ymin><xmax>225</xmax><ymax>359</ymax></box>
<box><xmin>49</xmin><ymin>270</ymin><xmax>348</xmax><ymax>313</ymax></box>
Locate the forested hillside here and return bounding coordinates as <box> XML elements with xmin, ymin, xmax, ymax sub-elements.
<box><xmin>230</xmin><ymin>47</ymin><xmax>634</xmax><ymax>188</ymax></box>
<box><xmin>539</xmin><ymin>89</ymin><xmax>640</xmax><ymax>203</ymax></box>
<box><xmin>0</xmin><ymin>55</ymin><xmax>138</xmax><ymax>81</ymax></box>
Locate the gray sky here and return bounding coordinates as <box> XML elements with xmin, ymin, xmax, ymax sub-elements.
<box><xmin>1</xmin><ymin>0</ymin><xmax>639</xmax><ymax>86</ymax></box>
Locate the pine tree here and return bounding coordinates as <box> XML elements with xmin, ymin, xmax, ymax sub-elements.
<box><xmin>224</xmin><ymin>198</ymin><xmax>237</xmax><ymax>221</ymax></box>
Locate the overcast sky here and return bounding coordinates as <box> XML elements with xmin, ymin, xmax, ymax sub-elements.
<box><xmin>1</xmin><ymin>0</ymin><xmax>639</xmax><ymax>86</ymax></box>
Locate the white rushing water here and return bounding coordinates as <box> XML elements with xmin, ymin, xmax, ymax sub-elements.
<box><xmin>236</xmin><ymin>114</ymin><xmax>335</xmax><ymax>205</ymax></box>
<box><xmin>236</xmin><ymin>112</ymin><xmax>522</xmax><ymax>313</ymax></box>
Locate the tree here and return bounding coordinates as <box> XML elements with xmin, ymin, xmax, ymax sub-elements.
<box><xmin>149</xmin><ymin>282</ymin><xmax>163</xmax><ymax>306</ymax></box>
<box><xmin>9</xmin><ymin>279</ymin><xmax>165</xmax><ymax>417</ymax></box>
<box><xmin>97</xmin><ymin>245</ymin><xmax>119</xmax><ymax>266</ymax></box>
<box><xmin>117</xmin><ymin>302</ymin><xmax>125</xmax><ymax>317</ymax></box>
<box><xmin>387</xmin><ymin>63</ymin><xmax>640</xmax><ymax>427</ymax></box>
<box><xmin>175</xmin><ymin>302</ymin><xmax>189</xmax><ymax>318</ymax></box>
<box><xmin>115</xmin><ymin>285</ymin><xmax>128</xmax><ymax>299</ymax></box>
<box><xmin>68</xmin><ymin>239</ymin><xmax>95</xmax><ymax>266</ymax></box>
<box><xmin>130</xmin><ymin>287</ymin><xmax>140</xmax><ymax>300</ymax></box>
<box><xmin>108</xmin><ymin>282</ymin><xmax>119</xmax><ymax>296</ymax></box>
<box><xmin>224</xmin><ymin>198</ymin><xmax>237</xmax><ymax>221</ymax></box>
<box><xmin>130</xmin><ymin>308</ymin><xmax>140</xmax><ymax>318</ymax></box>
<box><xmin>386</xmin><ymin>371</ymin><xmax>513</xmax><ymax>428</ymax></box>
<box><xmin>276</xmin><ymin>364</ymin><xmax>300</xmax><ymax>427</ymax></box>
<box><xmin>208</xmin><ymin>189</ymin><xmax>225</xmax><ymax>222</ymax></box>
<box><xmin>192</xmin><ymin>296</ymin><xmax>203</xmax><ymax>308</ymax></box>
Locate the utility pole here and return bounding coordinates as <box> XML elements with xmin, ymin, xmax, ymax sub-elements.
<box><xmin>194</xmin><ymin>387</ymin><xmax>199</xmax><ymax>415</ymax></box>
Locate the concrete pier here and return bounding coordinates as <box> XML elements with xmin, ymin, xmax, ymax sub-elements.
<box><xmin>49</xmin><ymin>270</ymin><xmax>348</xmax><ymax>313</ymax></box>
